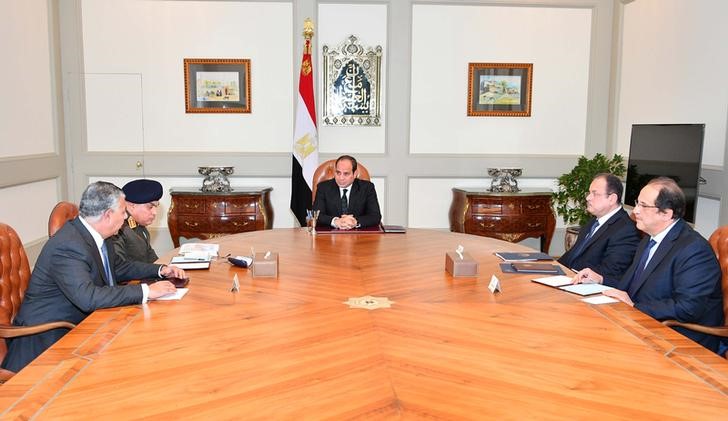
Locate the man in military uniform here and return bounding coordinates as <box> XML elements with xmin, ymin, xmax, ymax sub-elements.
<box><xmin>112</xmin><ymin>179</ymin><xmax>163</xmax><ymax>263</ymax></box>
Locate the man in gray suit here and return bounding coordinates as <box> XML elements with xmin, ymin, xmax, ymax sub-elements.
<box><xmin>1</xmin><ymin>181</ymin><xmax>183</xmax><ymax>373</ymax></box>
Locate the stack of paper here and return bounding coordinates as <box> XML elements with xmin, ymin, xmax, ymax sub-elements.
<box><xmin>179</xmin><ymin>243</ymin><xmax>219</xmax><ymax>259</ymax></box>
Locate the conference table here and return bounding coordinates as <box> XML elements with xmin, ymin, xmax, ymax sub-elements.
<box><xmin>2</xmin><ymin>229</ymin><xmax>727</xmax><ymax>419</ymax></box>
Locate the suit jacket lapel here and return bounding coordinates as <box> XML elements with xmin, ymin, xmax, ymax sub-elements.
<box><xmin>72</xmin><ymin>217</ymin><xmax>109</xmax><ymax>286</ymax></box>
<box><xmin>628</xmin><ymin>219</ymin><xmax>684</xmax><ymax>295</ymax></box>
<box><xmin>589</xmin><ymin>209</ymin><xmax>623</xmax><ymax>244</ymax></box>
<box><xmin>347</xmin><ymin>180</ymin><xmax>360</xmax><ymax>212</ymax></box>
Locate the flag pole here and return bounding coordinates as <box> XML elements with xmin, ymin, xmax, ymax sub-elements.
<box><xmin>290</xmin><ymin>18</ymin><xmax>319</xmax><ymax>226</ymax></box>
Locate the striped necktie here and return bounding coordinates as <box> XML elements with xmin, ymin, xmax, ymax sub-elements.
<box><xmin>570</xmin><ymin>221</ymin><xmax>599</xmax><ymax>257</ymax></box>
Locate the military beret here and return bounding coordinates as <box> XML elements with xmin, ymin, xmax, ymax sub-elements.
<box><xmin>122</xmin><ymin>179</ymin><xmax>163</xmax><ymax>204</ymax></box>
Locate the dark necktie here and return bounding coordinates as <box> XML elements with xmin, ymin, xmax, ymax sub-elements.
<box><xmin>627</xmin><ymin>239</ymin><xmax>656</xmax><ymax>296</ymax></box>
<box><xmin>341</xmin><ymin>188</ymin><xmax>349</xmax><ymax>214</ymax></box>
<box><xmin>570</xmin><ymin>221</ymin><xmax>599</xmax><ymax>258</ymax></box>
<box><xmin>101</xmin><ymin>242</ymin><xmax>115</xmax><ymax>286</ymax></box>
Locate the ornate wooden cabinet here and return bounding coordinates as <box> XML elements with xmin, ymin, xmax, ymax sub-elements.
<box><xmin>449</xmin><ymin>188</ymin><xmax>556</xmax><ymax>253</ymax></box>
<box><xmin>167</xmin><ymin>187</ymin><xmax>274</xmax><ymax>247</ymax></box>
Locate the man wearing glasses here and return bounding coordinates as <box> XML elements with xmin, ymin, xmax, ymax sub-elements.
<box><xmin>573</xmin><ymin>177</ymin><xmax>724</xmax><ymax>354</ymax></box>
<box><xmin>558</xmin><ymin>173</ymin><xmax>640</xmax><ymax>278</ymax></box>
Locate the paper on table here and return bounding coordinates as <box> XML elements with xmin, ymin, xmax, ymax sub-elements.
<box><xmin>582</xmin><ymin>295</ymin><xmax>619</xmax><ymax>305</ymax></box>
<box><xmin>559</xmin><ymin>283</ymin><xmax>613</xmax><ymax>296</ymax></box>
<box><xmin>531</xmin><ymin>275</ymin><xmax>572</xmax><ymax>287</ymax></box>
<box><xmin>152</xmin><ymin>288</ymin><xmax>189</xmax><ymax>301</ymax></box>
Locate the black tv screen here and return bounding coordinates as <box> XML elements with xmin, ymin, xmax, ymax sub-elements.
<box><xmin>625</xmin><ymin>124</ymin><xmax>705</xmax><ymax>223</ymax></box>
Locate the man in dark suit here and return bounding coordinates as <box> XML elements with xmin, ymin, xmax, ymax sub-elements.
<box><xmin>558</xmin><ymin>173</ymin><xmax>640</xmax><ymax>278</ymax></box>
<box><xmin>113</xmin><ymin>179</ymin><xmax>163</xmax><ymax>263</ymax></box>
<box><xmin>573</xmin><ymin>177</ymin><xmax>724</xmax><ymax>354</ymax></box>
<box><xmin>313</xmin><ymin>155</ymin><xmax>381</xmax><ymax>229</ymax></box>
<box><xmin>1</xmin><ymin>182</ymin><xmax>184</xmax><ymax>373</ymax></box>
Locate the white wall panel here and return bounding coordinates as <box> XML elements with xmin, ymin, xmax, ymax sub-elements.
<box><xmin>318</xmin><ymin>3</ymin><xmax>387</xmax><ymax>154</ymax></box>
<box><xmin>410</xmin><ymin>4</ymin><xmax>592</xmax><ymax>155</ymax></box>
<box><xmin>0</xmin><ymin>0</ymin><xmax>55</xmax><ymax>157</ymax></box>
<box><xmin>695</xmin><ymin>197</ymin><xmax>720</xmax><ymax>239</ymax></box>
<box><xmin>85</xmin><ymin>73</ymin><xmax>144</xmax><ymax>151</ymax></box>
<box><xmin>81</xmin><ymin>0</ymin><xmax>293</xmax><ymax>152</ymax></box>
<box><xmin>617</xmin><ymin>0</ymin><xmax>728</xmax><ymax>167</ymax></box>
<box><xmin>0</xmin><ymin>179</ymin><xmax>60</xmax><ymax>242</ymax></box>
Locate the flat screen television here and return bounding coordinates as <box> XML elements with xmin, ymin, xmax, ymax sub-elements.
<box><xmin>624</xmin><ymin>124</ymin><xmax>705</xmax><ymax>223</ymax></box>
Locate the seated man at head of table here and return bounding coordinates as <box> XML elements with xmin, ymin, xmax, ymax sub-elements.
<box><xmin>112</xmin><ymin>178</ymin><xmax>163</xmax><ymax>264</ymax></box>
<box><xmin>0</xmin><ymin>181</ymin><xmax>185</xmax><ymax>373</ymax></box>
<box><xmin>573</xmin><ymin>177</ymin><xmax>724</xmax><ymax>354</ymax></box>
<box><xmin>558</xmin><ymin>173</ymin><xmax>640</xmax><ymax>278</ymax></box>
<box><xmin>313</xmin><ymin>155</ymin><xmax>381</xmax><ymax>230</ymax></box>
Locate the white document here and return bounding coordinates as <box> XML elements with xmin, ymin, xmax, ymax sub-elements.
<box><xmin>582</xmin><ymin>295</ymin><xmax>619</xmax><ymax>305</ymax></box>
<box><xmin>531</xmin><ymin>275</ymin><xmax>572</xmax><ymax>288</ymax></box>
<box><xmin>178</xmin><ymin>243</ymin><xmax>219</xmax><ymax>259</ymax></box>
<box><xmin>559</xmin><ymin>283</ymin><xmax>613</xmax><ymax>296</ymax></box>
<box><xmin>152</xmin><ymin>288</ymin><xmax>189</xmax><ymax>301</ymax></box>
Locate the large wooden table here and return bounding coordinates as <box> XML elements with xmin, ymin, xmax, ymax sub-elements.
<box><xmin>2</xmin><ymin>229</ymin><xmax>727</xmax><ymax>419</ymax></box>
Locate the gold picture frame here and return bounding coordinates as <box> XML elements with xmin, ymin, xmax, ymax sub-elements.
<box><xmin>184</xmin><ymin>58</ymin><xmax>251</xmax><ymax>113</ymax></box>
<box><xmin>467</xmin><ymin>63</ymin><xmax>532</xmax><ymax>117</ymax></box>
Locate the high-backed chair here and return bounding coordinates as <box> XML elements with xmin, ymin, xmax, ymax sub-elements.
<box><xmin>0</xmin><ymin>222</ymin><xmax>76</xmax><ymax>382</ymax></box>
<box><xmin>663</xmin><ymin>225</ymin><xmax>728</xmax><ymax>357</ymax></box>
<box><xmin>311</xmin><ymin>159</ymin><xmax>371</xmax><ymax>201</ymax></box>
<box><xmin>48</xmin><ymin>201</ymin><xmax>79</xmax><ymax>237</ymax></box>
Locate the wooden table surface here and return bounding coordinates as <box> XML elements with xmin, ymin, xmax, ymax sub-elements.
<box><xmin>2</xmin><ymin>229</ymin><xmax>727</xmax><ymax>419</ymax></box>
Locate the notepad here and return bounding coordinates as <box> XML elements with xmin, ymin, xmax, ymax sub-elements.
<box><xmin>169</xmin><ymin>257</ymin><xmax>210</xmax><ymax>270</ymax></box>
<box><xmin>151</xmin><ymin>288</ymin><xmax>189</xmax><ymax>301</ymax></box>
<box><xmin>531</xmin><ymin>275</ymin><xmax>573</xmax><ymax>288</ymax></box>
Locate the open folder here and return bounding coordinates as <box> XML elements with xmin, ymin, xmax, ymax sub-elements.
<box><xmin>531</xmin><ymin>275</ymin><xmax>614</xmax><ymax>296</ymax></box>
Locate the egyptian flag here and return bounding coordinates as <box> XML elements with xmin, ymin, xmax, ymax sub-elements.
<box><xmin>290</xmin><ymin>19</ymin><xmax>318</xmax><ymax>226</ymax></box>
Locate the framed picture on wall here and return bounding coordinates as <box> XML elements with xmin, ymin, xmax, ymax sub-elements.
<box><xmin>184</xmin><ymin>58</ymin><xmax>251</xmax><ymax>113</ymax></box>
<box><xmin>467</xmin><ymin>63</ymin><xmax>532</xmax><ymax>117</ymax></box>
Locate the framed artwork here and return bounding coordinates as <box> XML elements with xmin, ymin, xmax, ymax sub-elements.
<box><xmin>184</xmin><ymin>58</ymin><xmax>251</xmax><ymax>113</ymax></box>
<box><xmin>322</xmin><ymin>35</ymin><xmax>382</xmax><ymax>126</ymax></box>
<box><xmin>467</xmin><ymin>63</ymin><xmax>532</xmax><ymax>117</ymax></box>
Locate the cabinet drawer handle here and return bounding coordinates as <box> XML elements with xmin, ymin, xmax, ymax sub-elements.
<box><xmin>183</xmin><ymin>203</ymin><xmax>200</xmax><ymax>209</ymax></box>
<box><xmin>232</xmin><ymin>221</ymin><xmax>250</xmax><ymax>227</ymax></box>
<box><xmin>479</xmin><ymin>222</ymin><xmax>496</xmax><ymax>229</ymax></box>
<box><xmin>526</xmin><ymin>204</ymin><xmax>542</xmax><ymax>210</ymax></box>
<box><xmin>527</xmin><ymin>222</ymin><xmax>543</xmax><ymax>228</ymax></box>
<box><xmin>183</xmin><ymin>221</ymin><xmax>200</xmax><ymax>227</ymax></box>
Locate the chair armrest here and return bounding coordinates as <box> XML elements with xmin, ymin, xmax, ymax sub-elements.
<box><xmin>662</xmin><ymin>320</ymin><xmax>728</xmax><ymax>337</ymax></box>
<box><xmin>0</xmin><ymin>321</ymin><xmax>76</xmax><ymax>339</ymax></box>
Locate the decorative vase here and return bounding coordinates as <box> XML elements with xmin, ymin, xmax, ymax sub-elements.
<box><xmin>198</xmin><ymin>166</ymin><xmax>234</xmax><ymax>192</ymax></box>
<box><xmin>564</xmin><ymin>226</ymin><xmax>581</xmax><ymax>252</ymax></box>
<box><xmin>488</xmin><ymin>168</ymin><xmax>522</xmax><ymax>192</ymax></box>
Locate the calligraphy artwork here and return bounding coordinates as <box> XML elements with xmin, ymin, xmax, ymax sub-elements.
<box><xmin>322</xmin><ymin>35</ymin><xmax>382</xmax><ymax>126</ymax></box>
